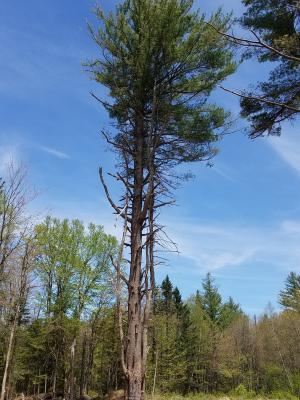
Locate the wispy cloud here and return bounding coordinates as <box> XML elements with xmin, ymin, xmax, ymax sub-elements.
<box><xmin>165</xmin><ymin>217</ymin><xmax>300</xmax><ymax>272</ymax></box>
<box><xmin>269</xmin><ymin>130</ymin><xmax>300</xmax><ymax>175</ymax></box>
<box><xmin>212</xmin><ymin>164</ymin><xmax>238</xmax><ymax>183</ymax></box>
<box><xmin>0</xmin><ymin>145</ymin><xmax>19</xmax><ymax>174</ymax></box>
<box><xmin>39</xmin><ymin>146</ymin><xmax>70</xmax><ymax>159</ymax></box>
<box><xmin>0</xmin><ymin>23</ymin><xmax>92</xmax><ymax>102</ymax></box>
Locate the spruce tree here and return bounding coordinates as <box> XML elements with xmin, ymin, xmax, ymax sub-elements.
<box><xmin>161</xmin><ymin>276</ymin><xmax>173</xmax><ymax>316</ymax></box>
<box><xmin>279</xmin><ymin>271</ymin><xmax>300</xmax><ymax>311</ymax></box>
<box><xmin>219</xmin><ymin>297</ymin><xmax>242</xmax><ymax>329</ymax></box>
<box><xmin>201</xmin><ymin>273</ymin><xmax>222</xmax><ymax>324</ymax></box>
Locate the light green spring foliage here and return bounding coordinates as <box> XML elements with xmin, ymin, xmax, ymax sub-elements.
<box><xmin>35</xmin><ymin>216</ymin><xmax>118</xmax><ymax>318</ymax></box>
<box><xmin>87</xmin><ymin>0</ymin><xmax>236</xmax><ymax>164</ymax></box>
<box><xmin>13</xmin><ymin>217</ymin><xmax>119</xmax><ymax>395</ymax></box>
<box><xmin>4</xmin><ymin>268</ymin><xmax>300</xmax><ymax>397</ymax></box>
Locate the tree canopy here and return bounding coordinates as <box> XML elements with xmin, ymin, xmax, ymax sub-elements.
<box><xmin>87</xmin><ymin>0</ymin><xmax>236</xmax><ymax>165</ymax></box>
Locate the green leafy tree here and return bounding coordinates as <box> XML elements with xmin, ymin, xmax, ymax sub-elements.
<box><xmin>35</xmin><ymin>217</ymin><xmax>116</xmax><ymax>318</ymax></box>
<box><xmin>34</xmin><ymin>217</ymin><xmax>117</xmax><ymax>399</ymax></box>
<box><xmin>86</xmin><ymin>306</ymin><xmax>123</xmax><ymax>396</ymax></box>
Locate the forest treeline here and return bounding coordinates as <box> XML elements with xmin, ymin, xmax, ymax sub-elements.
<box><xmin>1</xmin><ymin>166</ymin><xmax>300</xmax><ymax>400</ymax></box>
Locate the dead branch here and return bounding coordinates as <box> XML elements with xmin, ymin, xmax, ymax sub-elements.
<box><xmin>109</xmin><ymin>254</ymin><xmax>129</xmax><ymax>286</ymax></box>
<box><xmin>99</xmin><ymin>167</ymin><xmax>132</xmax><ymax>222</ymax></box>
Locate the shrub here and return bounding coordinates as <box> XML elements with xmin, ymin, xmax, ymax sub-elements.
<box><xmin>229</xmin><ymin>384</ymin><xmax>255</xmax><ymax>399</ymax></box>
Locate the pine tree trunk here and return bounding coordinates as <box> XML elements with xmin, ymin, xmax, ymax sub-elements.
<box><xmin>125</xmin><ymin>117</ymin><xmax>144</xmax><ymax>400</ymax></box>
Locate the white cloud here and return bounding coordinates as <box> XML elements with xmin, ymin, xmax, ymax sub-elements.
<box><xmin>165</xmin><ymin>217</ymin><xmax>300</xmax><ymax>272</ymax></box>
<box><xmin>39</xmin><ymin>146</ymin><xmax>70</xmax><ymax>159</ymax></box>
<box><xmin>269</xmin><ymin>130</ymin><xmax>300</xmax><ymax>175</ymax></box>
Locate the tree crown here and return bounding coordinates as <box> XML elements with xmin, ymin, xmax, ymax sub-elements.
<box><xmin>87</xmin><ymin>0</ymin><xmax>236</xmax><ymax>164</ymax></box>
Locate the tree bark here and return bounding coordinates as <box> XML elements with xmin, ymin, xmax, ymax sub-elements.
<box><xmin>79</xmin><ymin>332</ymin><xmax>87</xmax><ymax>397</ymax></box>
<box><xmin>0</xmin><ymin>304</ymin><xmax>19</xmax><ymax>400</ymax></box>
<box><xmin>65</xmin><ymin>338</ymin><xmax>77</xmax><ymax>400</ymax></box>
<box><xmin>125</xmin><ymin>116</ymin><xmax>144</xmax><ymax>400</ymax></box>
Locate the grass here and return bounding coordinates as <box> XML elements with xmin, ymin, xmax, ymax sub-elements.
<box><xmin>149</xmin><ymin>393</ymin><xmax>298</xmax><ymax>400</ymax></box>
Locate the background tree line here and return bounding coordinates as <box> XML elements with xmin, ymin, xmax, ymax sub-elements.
<box><xmin>1</xmin><ymin>166</ymin><xmax>300</xmax><ymax>399</ymax></box>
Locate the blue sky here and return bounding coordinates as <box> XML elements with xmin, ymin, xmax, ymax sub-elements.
<box><xmin>1</xmin><ymin>0</ymin><xmax>300</xmax><ymax>315</ymax></box>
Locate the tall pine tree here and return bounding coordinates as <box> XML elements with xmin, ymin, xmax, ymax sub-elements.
<box><xmin>87</xmin><ymin>1</ymin><xmax>236</xmax><ymax>398</ymax></box>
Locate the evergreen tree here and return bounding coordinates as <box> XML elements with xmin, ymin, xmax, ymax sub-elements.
<box><xmin>147</xmin><ymin>278</ymin><xmax>191</xmax><ymax>393</ymax></box>
<box><xmin>87</xmin><ymin>1</ymin><xmax>236</xmax><ymax>397</ymax></box>
<box><xmin>185</xmin><ymin>293</ymin><xmax>213</xmax><ymax>393</ymax></box>
<box><xmin>161</xmin><ymin>276</ymin><xmax>173</xmax><ymax>316</ymax></box>
<box><xmin>173</xmin><ymin>287</ymin><xmax>183</xmax><ymax>316</ymax></box>
<box><xmin>201</xmin><ymin>273</ymin><xmax>222</xmax><ymax>324</ymax></box>
<box><xmin>279</xmin><ymin>271</ymin><xmax>300</xmax><ymax>311</ymax></box>
<box><xmin>239</xmin><ymin>0</ymin><xmax>300</xmax><ymax>136</ymax></box>
<box><xmin>219</xmin><ymin>297</ymin><xmax>243</xmax><ymax>329</ymax></box>
<box><xmin>172</xmin><ymin>287</ymin><xmax>190</xmax><ymax>348</ymax></box>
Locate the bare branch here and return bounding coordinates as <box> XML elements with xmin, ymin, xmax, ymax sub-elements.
<box><xmin>99</xmin><ymin>167</ymin><xmax>132</xmax><ymax>222</ymax></box>
<box><xmin>109</xmin><ymin>254</ymin><xmax>129</xmax><ymax>286</ymax></box>
<box><xmin>206</xmin><ymin>22</ymin><xmax>300</xmax><ymax>63</ymax></box>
